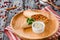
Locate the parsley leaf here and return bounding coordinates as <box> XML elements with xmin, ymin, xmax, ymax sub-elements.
<box><xmin>27</xmin><ymin>18</ymin><xmax>35</xmax><ymax>25</ymax></box>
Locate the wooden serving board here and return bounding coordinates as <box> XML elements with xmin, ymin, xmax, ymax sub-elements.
<box><xmin>10</xmin><ymin>10</ymin><xmax>59</xmax><ymax>40</ymax></box>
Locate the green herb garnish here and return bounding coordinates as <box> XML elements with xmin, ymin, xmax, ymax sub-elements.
<box><xmin>27</xmin><ymin>18</ymin><xmax>35</xmax><ymax>25</ymax></box>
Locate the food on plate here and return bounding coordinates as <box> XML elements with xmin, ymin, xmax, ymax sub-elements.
<box><xmin>21</xmin><ymin>9</ymin><xmax>50</xmax><ymax>29</ymax></box>
<box><xmin>23</xmin><ymin>9</ymin><xmax>40</xmax><ymax>18</ymax></box>
<box><xmin>31</xmin><ymin>14</ymin><xmax>49</xmax><ymax>23</ymax></box>
<box><xmin>27</xmin><ymin>18</ymin><xmax>35</xmax><ymax>25</ymax></box>
<box><xmin>32</xmin><ymin>21</ymin><xmax>45</xmax><ymax>34</ymax></box>
<box><xmin>21</xmin><ymin>18</ymin><xmax>35</xmax><ymax>28</ymax></box>
<box><xmin>23</xmin><ymin>9</ymin><xmax>50</xmax><ymax>23</ymax></box>
<box><xmin>21</xmin><ymin>18</ymin><xmax>31</xmax><ymax>28</ymax></box>
<box><xmin>23</xmin><ymin>9</ymin><xmax>50</xmax><ymax>19</ymax></box>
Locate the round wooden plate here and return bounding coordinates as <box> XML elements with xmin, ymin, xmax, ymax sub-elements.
<box><xmin>10</xmin><ymin>10</ymin><xmax>59</xmax><ymax>39</ymax></box>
